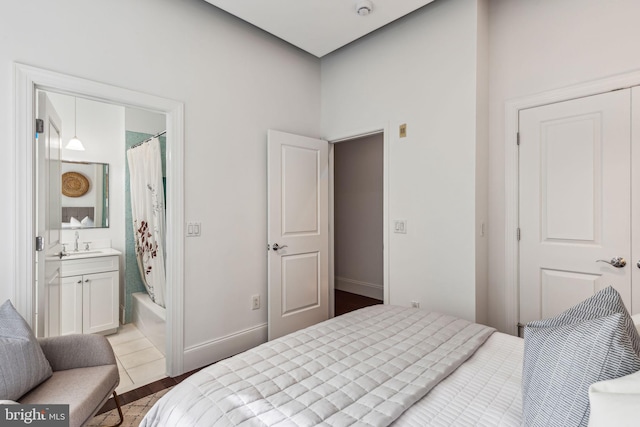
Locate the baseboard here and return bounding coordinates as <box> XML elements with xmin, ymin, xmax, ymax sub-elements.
<box><xmin>183</xmin><ymin>323</ymin><xmax>268</xmax><ymax>372</ymax></box>
<box><xmin>335</xmin><ymin>276</ymin><xmax>383</xmax><ymax>300</ymax></box>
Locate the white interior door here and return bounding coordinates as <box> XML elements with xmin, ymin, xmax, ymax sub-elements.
<box><xmin>519</xmin><ymin>90</ymin><xmax>632</xmax><ymax>325</ymax></box>
<box><xmin>36</xmin><ymin>92</ymin><xmax>63</xmax><ymax>337</ymax></box>
<box><xmin>267</xmin><ymin>129</ymin><xmax>329</xmax><ymax>340</ymax></box>
<box><xmin>632</xmin><ymin>87</ymin><xmax>640</xmax><ymax>315</ymax></box>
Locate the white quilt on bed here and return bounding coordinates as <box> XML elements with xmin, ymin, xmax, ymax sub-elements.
<box><xmin>392</xmin><ymin>332</ymin><xmax>523</xmax><ymax>426</ymax></box>
<box><xmin>141</xmin><ymin>306</ymin><xmax>494</xmax><ymax>427</ymax></box>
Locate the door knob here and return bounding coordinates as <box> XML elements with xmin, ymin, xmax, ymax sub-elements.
<box><xmin>596</xmin><ymin>257</ymin><xmax>626</xmax><ymax>268</ymax></box>
<box><xmin>272</xmin><ymin>243</ymin><xmax>288</xmax><ymax>251</ymax></box>
<box><xmin>637</xmin><ymin>260</ymin><xmax>640</xmax><ymax>269</ymax></box>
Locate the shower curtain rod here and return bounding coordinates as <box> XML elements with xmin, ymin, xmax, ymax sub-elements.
<box><xmin>129</xmin><ymin>130</ymin><xmax>167</xmax><ymax>149</ymax></box>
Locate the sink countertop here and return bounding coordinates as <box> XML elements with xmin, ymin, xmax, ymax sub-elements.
<box><xmin>61</xmin><ymin>248</ymin><xmax>121</xmax><ymax>260</ymax></box>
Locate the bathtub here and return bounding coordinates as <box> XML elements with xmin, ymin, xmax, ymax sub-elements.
<box><xmin>132</xmin><ymin>292</ymin><xmax>165</xmax><ymax>356</ymax></box>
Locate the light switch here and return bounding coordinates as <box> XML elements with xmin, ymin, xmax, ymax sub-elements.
<box><xmin>186</xmin><ymin>222</ymin><xmax>202</xmax><ymax>237</ymax></box>
<box><xmin>393</xmin><ymin>219</ymin><xmax>407</xmax><ymax>234</ymax></box>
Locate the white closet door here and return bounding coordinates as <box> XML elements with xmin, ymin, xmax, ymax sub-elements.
<box><xmin>632</xmin><ymin>87</ymin><xmax>640</xmax><ymax>315</ymax></box>
<box><xmin>519</xmin><ymin>90</ymin><xmax>632</xmax><ymax>324</ymax></box>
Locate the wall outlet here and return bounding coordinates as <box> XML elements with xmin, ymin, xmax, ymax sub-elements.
<box><xmin>251</xmin><ymin>294</ymin><xmax>260</xmax><ymax>310</ymax></box>
<box><xmin>411</xmin><ymin>301</ymin><xmax>420</xmax><ymax>308</ymax></box>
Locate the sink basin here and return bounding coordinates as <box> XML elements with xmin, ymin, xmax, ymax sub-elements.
<box><xmin>60</xmin><ymin>248</ymin><xmax>120</xmax><ymax>260</ymax></box>
<box><xmin>61</xmin><ymin>248</ymin><xmax>120</xmax><ymax>259</ymax></box>
<box><xmin>63</xmin><ymin>250</ymin><xmax>104</xmax><ymax>257</ymax></box>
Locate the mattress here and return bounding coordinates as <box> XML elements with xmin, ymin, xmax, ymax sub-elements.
<box><xmin>141</xmin><ymin>306</ymin><xmax>496</xmax><ymax>426</ymax></box>
<box><xmin>392</xmin><ymin>332</ymin><xmax>523</xmax><ymax>426</ymax></box>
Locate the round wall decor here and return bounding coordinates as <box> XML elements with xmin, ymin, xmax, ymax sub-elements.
<box><xmin>62</xmin><ymin>172</ymin><xmax>90</xmax><ymax>197</ymax></box>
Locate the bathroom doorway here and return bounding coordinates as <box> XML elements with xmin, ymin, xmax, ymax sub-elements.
<box><xmin>14</xmin><ymin>64</ymin><xmax>185</xmax><ymax>379</ymax></box>
<box><xmin>37</xmin><ymin>91</ymin><xmax>170</xmax><ymax>393</ymax></box>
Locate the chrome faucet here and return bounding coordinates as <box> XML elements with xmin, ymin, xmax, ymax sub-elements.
<box><xmin>74</xmin><ymin>231</ymin><xmax>80</xmax><ymax>252</ymax></box>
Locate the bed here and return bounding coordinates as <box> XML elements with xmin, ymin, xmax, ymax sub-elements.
<box><xmin>141</xmin><ymin>306</ymin><xmax>523</xmax><ymax>426</ymax></box>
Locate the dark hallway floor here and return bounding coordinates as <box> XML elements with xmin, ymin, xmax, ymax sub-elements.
<box><xmin>334</xmin><ymin>289</ymin><xmax>382</xmax><ymax>316</ymax></box>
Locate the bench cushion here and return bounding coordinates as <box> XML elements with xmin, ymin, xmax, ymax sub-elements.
<box><xmin>19</xmin><ymin>365</ymin><xmax>118</xmax><ymax>427</ymax></box>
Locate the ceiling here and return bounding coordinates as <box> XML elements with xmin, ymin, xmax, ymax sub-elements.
<box><xmin>204</xmin><ymin>0</ymin><xmax>436</xmax><ymax>57</ymax></box>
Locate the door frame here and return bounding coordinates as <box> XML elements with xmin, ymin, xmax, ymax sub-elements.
<box><xmin>504</xmin><ymin>69</ymin><xmax>640</xmax><ymax>335</ymax></box>
<box><xmin>14</xmin><ymin>63</ymin><xmax>185</xmax><ymax>376</ymax></box>
<box><xmin>327</xmin><ymin>125</ymin><xmax>390</xmax><ymax>316</ymax></box>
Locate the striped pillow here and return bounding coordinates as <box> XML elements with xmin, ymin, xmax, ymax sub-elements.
<box><xmin>523</xmin><ymin>287</ymin><xmax>640</xmax><ymax>427</ymax></box>
<box><xmin>0</xmin><ymin>300</ymin><xmax>52</xmax><ymax>400</ymax></box>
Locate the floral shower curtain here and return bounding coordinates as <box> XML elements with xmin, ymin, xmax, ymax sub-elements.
<box><xmin>127</xmin><ymin>137</ymin><xmax>166</xmax><ymax>308</ymax></box>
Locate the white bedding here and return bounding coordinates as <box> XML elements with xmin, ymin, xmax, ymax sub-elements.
<box><xmin>392</xmin><ymin>332</ymin><xmax>522</xmax><ymax>426</ymax></box>
<box><xmin>141</xmin><ymin>306</ymin><xmax>494</xmax><ymax>426</ymax></box>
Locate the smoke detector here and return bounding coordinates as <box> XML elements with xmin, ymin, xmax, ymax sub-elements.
<box><xmin>356</xmin><ymin>0</ymin><xmax>373</xmax><ymax>16</ymax></box>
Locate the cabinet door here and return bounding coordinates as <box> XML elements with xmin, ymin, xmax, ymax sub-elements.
<box><xmin>83</xmin><ymin>271</ymin><xmax>119</xmax><ymax>334</ymax></box>
<box><xmin>60</xmin><ymin>275</ymin><xmax>83</xmax><ymax>335</ymax></box>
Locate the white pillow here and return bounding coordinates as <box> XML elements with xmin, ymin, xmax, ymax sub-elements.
<box><xmin>80</xmin><ymin>216</ymin><xmax>94</xmax><ymax>227</ymax></box>
<box><xmin>588</xmin><ymin>370</ymin><xmax>640</xmax><ymax>427</ymax></box>
<box><xmin>632</xmin><ymin>313</ymin><xmax>640</xmax><ymax>334</ymax></box>
<box><xmin>69</xmin><ymin>216</ymin><xmax>81</xmax><ymax>226</ymax></box>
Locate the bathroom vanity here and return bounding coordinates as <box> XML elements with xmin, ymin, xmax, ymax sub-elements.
<box><xmin>53</xmin><ymin>248</ymin><xmax>121</xmax><ymax>336</ymax></box>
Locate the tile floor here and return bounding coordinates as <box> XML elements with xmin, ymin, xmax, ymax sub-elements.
<box><xmin>107</xmin><ymin>323</ymin><xmax>167</xmax><ymax>394</ymax></box>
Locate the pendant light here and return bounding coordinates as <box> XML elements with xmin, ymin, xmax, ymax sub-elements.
<box><xmin>65</xmin><ymin>97</ymin><xmax>85</xmax><ymax>151</ymax></box>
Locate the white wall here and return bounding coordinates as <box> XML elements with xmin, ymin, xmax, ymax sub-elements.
<box><xmin>0</xmin><ymin>0</ymin><xmax>320</xmax><ymax>371</ymax></box>
<box><xmin>487</xmin><ymin>0</ymin><xmax>640</xmax><ymax>332</ymax></box>
<box><xmin>322</xmin><ymin>0</ymin><xmax>487</xmax><ymax>321</ymax></box>
<box><xmin>125</xmin><ymin>107</ymin><xmax>165</xmax><ymax>135</ymax></box>
<box><xmin>334</xmin><ymin>134</ymin><xmax>383</xmax><ymax>300</ymax></box>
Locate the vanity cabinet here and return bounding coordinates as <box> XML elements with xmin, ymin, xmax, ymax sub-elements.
<box><xmin>59</xmin><ymin>254</ymin><xmax>119</xmax><ymax>336</ymax></box>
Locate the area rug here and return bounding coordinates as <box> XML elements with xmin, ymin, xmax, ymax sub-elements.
<box><xmin>87</xmin><ymin>387</ymin><xmax>173</xmax><ymax>427</ymax></box>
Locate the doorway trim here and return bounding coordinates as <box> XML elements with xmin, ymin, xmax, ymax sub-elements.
<box><xmin>504</xmin><ymin>69</ymin><xmax>640</xmax><ymax>335</ymax></box>
<box><xmin>13</xmin><ymin>63</ymin><xmax>185</xmax><ymax>376</ymax></box>
<box><xmin>327</xmin><ymin>125</ymin><xmax>390</xmax><ymax>316</ymax></box>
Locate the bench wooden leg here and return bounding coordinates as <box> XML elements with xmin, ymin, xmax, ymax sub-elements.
<box><xmin>111</xmin><ymin>391</ymin><xmax>124</xmax><ymax>427</ymax></box>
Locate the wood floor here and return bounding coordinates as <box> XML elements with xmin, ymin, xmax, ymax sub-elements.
<box><xmin>334</xmin><ymin>289</ymin><xmax>383</xmax><ymax>316</ymax></box>
<box><xmin>99</xmin><ymin>290</ymin><xmax>382</xmax><ymax>414</ymax></box>
<box><xmin>98</xmin><ymin>368</ymin><xmax>200</xmax><ymax>414</ymax></box>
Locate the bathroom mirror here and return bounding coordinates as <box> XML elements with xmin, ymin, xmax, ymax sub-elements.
<box><xmin>61</xmin><ymin>160</ymin><xmax>109</xmax><ymax>228</ymax></box>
